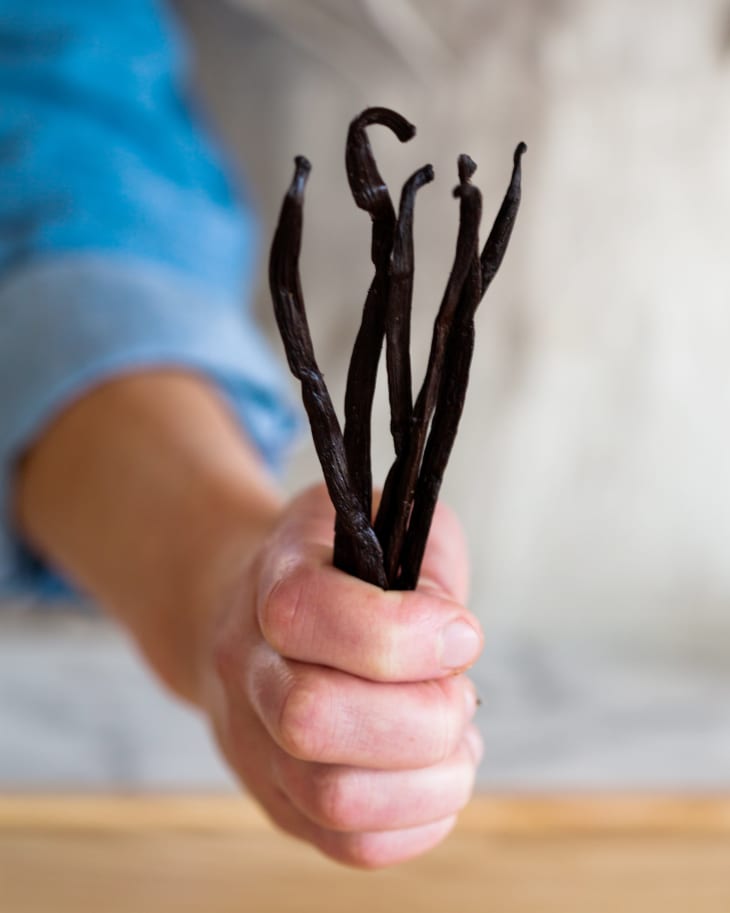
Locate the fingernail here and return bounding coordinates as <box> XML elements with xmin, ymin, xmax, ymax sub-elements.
<box><xmin>441</xmin><ymin>620</ymin><xmax>481</xmax><ymax>671</ymax></box>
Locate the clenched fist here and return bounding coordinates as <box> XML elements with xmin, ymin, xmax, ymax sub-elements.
<box><xmin>202</xmin><ymin>485</ymin><xmax>483</xmax><ymax>868</ymax></box>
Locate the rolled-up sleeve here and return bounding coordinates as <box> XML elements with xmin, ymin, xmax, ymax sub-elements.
<box><xmin>0</xmin><ymin>0</ymin><xmax>299</xmax><ymax>593</ymax></box>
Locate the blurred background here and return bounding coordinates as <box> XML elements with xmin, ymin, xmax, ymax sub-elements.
<box><xmin>4</xmin><ymin>0</ymin><xmax>730</xmax><ymax>790</ymax></box>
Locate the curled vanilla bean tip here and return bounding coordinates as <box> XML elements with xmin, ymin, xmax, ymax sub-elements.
<box><xmin>390</xmin><ymin>163</ymin><xmax>435</xmax><ymax>282</ymax></box>
<box><xmin>415</xmin><ymin>163</ymin><xmax>435</xmax><ymax>189</ymax></box>
<box><xmin>515</xmin><ymin>141</ymin><xmax>528</xmax><ymax>163</ymax></box>
<box><xmin>351</xmin><ymin>105</ymin><xmax>417</xmax><ymax>142</ymax></box>
<box><xmin>336</xmin><ymin>106</ymin><xmax>417</xmax><ymax>550</ymax></box>
<box><xmin>394</xmin><ymin>163</ymin><xmax>436</xmax><ymax>262</ymax></box>
<box><xmin>346</xmin><ymin>107</ymin><xmax>416</xmax><ymax>217</ymax></box>
<box><xmin>457</xmin><ymin>154</ymin><xmax>477</xmax><ymax>184</ymax></box>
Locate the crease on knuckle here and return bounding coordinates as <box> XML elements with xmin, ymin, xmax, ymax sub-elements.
<box><xmin>278</xmin><ymin>675</ymin><xmax>331</xmax><ymax>761</ymax></box>
<box><xmin>371</xmin><ymin>590</ymin><xmax>408</xmax><ymax>680</ymax></box>
<box><xmin>212</xmin><ymin>630</ymin><xmax>239</xmax><ymax>690</ymax></box>
<box><xmin>429</xmin><ymin>678</ymin><xmax>460</xmax><ymax>765</ymax></box>
<box><xmin>311</xmin><ymin>769</ymin><xmax>361</xmax><ymax>832</ymax></box>
<box><xmin>333</xmin><ymin>833</ymin><xmax>391</xmax><ymax>870</ymax></box>
<box><xmin>259</xmin><ymin>565</ymin><xmax>309</xmax><ymax>654</ymax></box>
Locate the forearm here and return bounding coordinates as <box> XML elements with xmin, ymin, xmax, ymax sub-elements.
<box><xmin>14</xmin><ymin>370</ymin><xmax>284</xmax><ymax>704</ymax></box>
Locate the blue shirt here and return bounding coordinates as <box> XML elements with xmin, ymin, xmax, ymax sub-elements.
<box><xmin>0</xmin><ymin>0</ymin><xmax>299</xmax><ymax>594</ymax></box>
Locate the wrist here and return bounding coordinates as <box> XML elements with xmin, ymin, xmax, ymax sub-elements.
<box><xmin>16</xmin><ymin>369</ymin><xmax>285</xmax><ymax>704</ymax></box>
<box><xmin>179</xmin><ymin>474</ymin><xmax>282</xmax><ymax>708</ymax></box>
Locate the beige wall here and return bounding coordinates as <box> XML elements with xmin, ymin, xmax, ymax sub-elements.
<box><xmin>176</xmin><ymin>0</ymin><xmax>730</xmax><ymax>649</ymax></box>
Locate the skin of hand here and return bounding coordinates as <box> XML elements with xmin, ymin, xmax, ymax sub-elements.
<box><xmin>15</xmin><ymin>370</ymin><xmax>483</xmax><ymax>869</ymax></box>
<box><xmin>201</xmin><ymin>484</ymin><xmax>483</xmax><ymax>868</ymax></box>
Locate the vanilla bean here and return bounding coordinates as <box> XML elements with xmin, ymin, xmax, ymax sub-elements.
<box><xmin>386</xmin><ymin>163</ymin><xmax>434</xmax><ymax>455</ymax></box>
<box><xmin>375</xmin><ymin>156</ymin><xmax>482</xmax><ymax>584</ymax></box>
<box><xmin>333</xmin><ymin>108</ymin><xmax>416</xmax><ymax>578</ymax></box>
<box><xmin>396</xmin><ymin>143</ymin><xmax>527</xmax><ymax>588</ymax></box>
<box><xmin>481</xmin><ymin>142</ymin><xmax>527</xmax><ymax>293</ymax></box>
<box><xmin>269</xmin><ymin>156</ymin><xmax>387</xmax><ymax>588</ymax></box>
<box><xmin>396</xmin><ymin>260</ymin><xmax>481</xmax><ymax>591</ymax></box>
<box><xmin>268</xmin><ymin>110</ymin><xmax>526</xmax><ymax>593</ymax></box>
<box><xmin>374</xmin><ymin>164</ymin><xmax>434</xmax><ymax>563</ymax></box>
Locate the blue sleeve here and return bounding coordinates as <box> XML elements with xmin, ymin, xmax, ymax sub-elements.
<box><xmin>0</xmin><ymin>0</ymin><xmax>300</xmax><ymax>595</ymax></box>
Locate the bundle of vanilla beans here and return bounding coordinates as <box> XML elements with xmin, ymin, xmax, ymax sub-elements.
<box><xmin>269</xmin><ymin>107</ymin><xmax>525</xmax><ymax>590</ymax></box>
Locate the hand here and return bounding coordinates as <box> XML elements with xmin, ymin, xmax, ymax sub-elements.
<box><xmin>201</xmin><ymin>484</ymin><xmax>484</xmax><ymax>869</ymax></box>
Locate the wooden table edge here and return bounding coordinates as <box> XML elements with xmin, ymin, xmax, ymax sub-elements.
<box><xmin>3</xmin><ymin>794</ymin><xmax>730</xmax><ymax>836</ymax></box>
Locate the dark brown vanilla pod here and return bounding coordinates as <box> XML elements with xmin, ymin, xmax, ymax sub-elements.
<box><xmin>333</xmin><ymin>108</ymin><xmax>416</xmax><ymax>579</ymax></box>
<box><xmin>268</xmin><ymin>108</ymin><xmax>525</xmax><ymax>591</ymax></box>
<box><xmin>375</xmin><ymin>158</ymin><xmax>482</xmax><ymax>584</ymax></box>
<box><xmin>374</xmin><ymin>164</ymin><xmax>434</xmax><ymax>560</ymax></box>
<box><xmin>480</xmin><ymin>142</ymin><xmax>527</xmax><ymax>293</ymax></box>
<box><xmin>345</xmin><ymin>107</ymin><xmax>417</xmax><ymax>262</ymax></box>
<box><xmin>269</xmin><ymin>156</ymin><xmax>387</xmax><ymax>588</ymax></box>
<box><xmin>396</xmin><ymin>144</ymin><xmax>527</xmax><ymax>589</ymax></box>
<box><xmin>397</xmin><ymin>258</ymin><xmax>481</xmax><ymax>590</ymax></box>
<box><xmin>386</xmin><ymin>164</ymin><xmax>434</xmax><ymax>455</ymax></box>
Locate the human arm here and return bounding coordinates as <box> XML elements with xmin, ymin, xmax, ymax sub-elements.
<box><xmin>2</xmin><ymin>0</ymin><xmax>484</xmax><ymax>866</ymax></box>
<box><xmin>15</xmin><ymin>369</ymin><xmax>484</xmax><ymax>868</ymax></box>
<box><xmin>0</xmin><ymin>0</ymin><xmax>296</xmax><ymax>590</ymax></box>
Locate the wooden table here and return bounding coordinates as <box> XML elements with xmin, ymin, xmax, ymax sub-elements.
<box><xmin>3</xmin><ymin>795</ymin><xmax>730</xmax><ymax>912</ymax></box>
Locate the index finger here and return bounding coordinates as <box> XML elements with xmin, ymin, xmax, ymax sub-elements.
<box><xmin>270</xmin><ymin>484</ymin><xmax>470</xmax><ymax>602</ymax></box>
<box><xmin>256</xmin><ymin>487</ymin><xmax>481</xmax><ymax>683</ymax></box>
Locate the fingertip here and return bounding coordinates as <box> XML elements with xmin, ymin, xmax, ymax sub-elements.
<box><xmin>319</xmin><ymin>816</ymin><xmax>459</xmax><ymax>869</ymax></box>
<box><xmin>440</xmin><ymin>619</ymin><xmax>482</xmax><ymax>673</ymax></box>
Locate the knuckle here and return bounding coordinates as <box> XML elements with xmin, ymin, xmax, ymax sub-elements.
<box><xmin>212</xmin><ymin>632</ymin><xmax>239</xmax><ymax>689</ymax></box>
<box><xmin>367</xmin><ymin>619</ymin><xmax>400</xmax><ymax>681</ymax></box>
<box><xmin>311</xmin><ymin>770</ymin><xmax>361</xmax><ymax>832</ymax></box>
<box><xmin>278</xmin><ymin>675</ymin><xmax>332</xmax><ymax>761</ymax></box>
<box><xmin>259</xmin><ymin>567</ymin><xmax>308</xmax><ymax>653</ymax></box>
<box><xmin>427</xmin><ymin>679</ymin><xmax>463</xmax><ymax>764</ymax></box>
<box><xmin>370</xmin><ymin>588</ymin><xmax>423</xmax><ymax>680</ymax></box>
<box><xmin>335</xmin><ymin>834</ymin><xmax>391</xmax><ymax>870</ymax></box>
<box><xmin>320</xmin><ymin>818</ymin><xmax>458</xmax><ymax>869</ymax></box>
